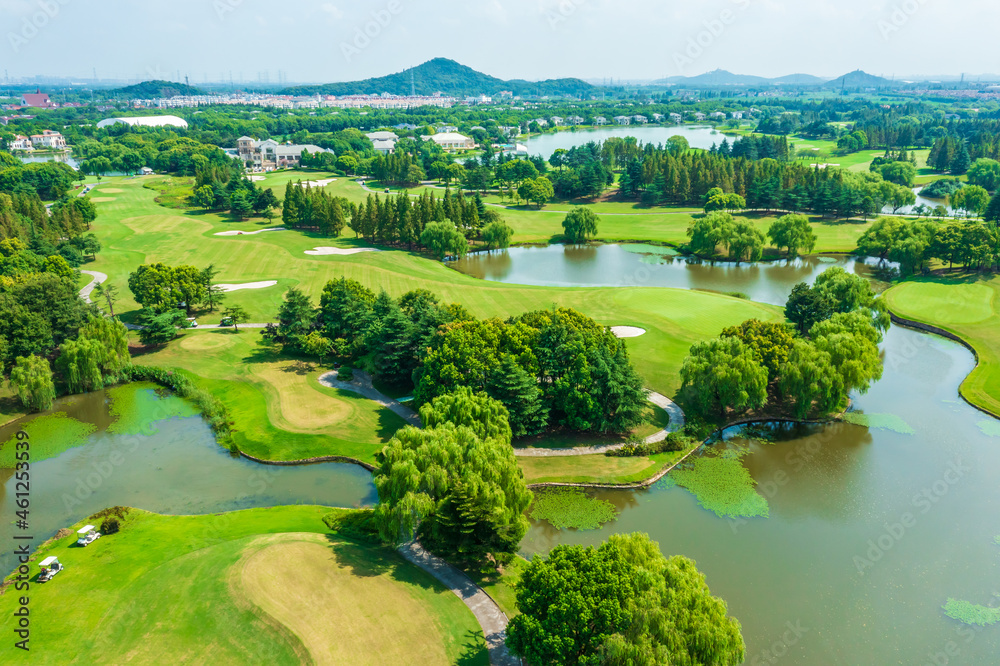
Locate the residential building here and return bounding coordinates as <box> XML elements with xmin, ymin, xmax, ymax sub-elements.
<box><xmin>731</xmin><ymin>111</ymin><xmax>744</xmax><ymax>120</ymax></box>
<box><xmin>97</xmin><ymin>115</ymin><xmax>188</xmax><ymax>129</ymax></box>
<box><xmin>568</xmin><ymin>115</ymin><xmax>585</xmax><ymax>125</ymax></box>
<box><xmin>651</xmin><ymin>113</ymin><xmax>664</xmax><ymax>122</ymax></box>
<box><xmin>669</xmin><ymin>112</ymin><xmax>683</xmax><ymax>123</ymax></box>
<box><xmin>422</xmin><ymin>132</ymin><xmax>475</xmax><ymax>151</ymax></box>
<box><xmin>614</xmin><ymin>115</ymin><xmax>631</xmax><ymax>125</ymax></box>
<box><xmin>20</xmin><ymin>89</ymin><xmax>54</xmax><ymax>108</ymax></box>
<box><xmin>433</xmin><ymin>123</ymin><xmax>458</xmax><ymax>133</ymax></box>
<box><xmin>633</xmin><ymin>115</ymin><xmax>647</xmax><ymax>124</ymax></box>
<box><xmin>550</xmin><ymin>116</ymin><xmax>564</xmax><ymax>126</ymax></box>
<box><xmin>371</xmin><ymin>139</ymin><xmax>396</xmax><ymax>155</ymax></box>
<box><xmin>709</xmin><ymin>111</ymin><xmax>726</xmax><ymax>119</ymax></box>
<box><xmin>365</xmin><ymin>131</ymin><xmax>399</xmax><ymax>142</ymax></box>
<box><xmin>236</xmin><ymin>136</ymin><xmax>334</xmax><ymax>169</ymax></box>
<box><xmin>594</xmin><ymin>116</ymin><xmax>608</xmax><ymax>125</ymax></box>
<box><xmin>29</xmin><ymin>130</ymin><xmax>67</xmax><ymax>149</ymax></box>
<box><xmin>8</xmin><ymin>135</ymin><xmax>33</xmax><ymax>151</ymax></box>
<box><xmin>394</xmin><ymin>123</ymin><xmax>419</xmax><ymax>131</ymax></box>
<box><xmin>693</xmin><ymin>112</ymin><xmax>706</xmax><ymax>121</ymax></box>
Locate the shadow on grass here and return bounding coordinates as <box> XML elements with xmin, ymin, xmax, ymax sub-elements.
<box><xmin>455</xmin><ymin>631</ymin><xmax>490</xmax><ymax>666</ymax></box>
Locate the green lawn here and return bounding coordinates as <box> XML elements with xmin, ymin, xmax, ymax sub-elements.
<box><xmin>134</xmin><ymin>329</ymin><xmax>407</xmax><ymax>463</ymax></box>
<box><xmin>85</xmin><ymin>174</ymin><xmax>782</xmax><ymax>466</ymax></box>
<box><xmin>518</xmin><ymin>448</ymin><xmax>691</xmax><ymax>485</ymax></box>
<box><xmin>0</xmin><ymin>506</ymin><xmax>487</xmax><ymax>665</ymax></box>
<box><xmin>884</xmin><ymin>275</ymin><xmax>1000</xmax><ymax>417</ymax></box>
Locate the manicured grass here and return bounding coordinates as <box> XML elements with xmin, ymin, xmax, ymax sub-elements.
<box><xmin>0</xmin><ymin>506</ymin><xmax>486</xmax><ymax>665</ymax></box>
<box><xmin>518</xmin><ymin>449</ymin><xmax>688</xmax><ymax>485</ymax></box>
<box><xmin>466</xmin><ymin>555</ymin><xmax>527</xmax><ymax>619</ymax></box>
<box><xmin>134</xmin><ymin>330</ymin><xmax>407</xmax><ymax>462</ymax></box>
<box><xmin>885</xmin><ymin>275</ymin><xmax>1000</xmax><ymax>417</ymax></box>
<box><xmin>87</xmin><ymin>175</ymin><xmax>783</xmax><ymax>468</ymax></box>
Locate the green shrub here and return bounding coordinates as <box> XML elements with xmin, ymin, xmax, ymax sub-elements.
<box><xmin>606</xmin><ymin>431</ymin><xmax>693</xmax><ymax>457</ymax></box>
<box><xmin>101</xmin><ymin>516</ymin><xmax>120</xmax><ymax>534</ymax></box>
<box><xmin>337</xmin><ymin>366</ymin><xmax>355</xmax><ymax>382</ymax></box>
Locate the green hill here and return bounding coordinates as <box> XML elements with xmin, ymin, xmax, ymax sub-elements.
<box><xmin>110</xmin><ymin>80</ymin><xmax>205</xmax><ymax>98</ymax></box>
<box><xmin>284</xmin><ymin>58</ymin><xmax>596</xmax><ymax>98</ymax></box>
<box><xmin>821</xmin><ymin>70</ymin><xmax>899</xmax><ymax>89</ymax></box>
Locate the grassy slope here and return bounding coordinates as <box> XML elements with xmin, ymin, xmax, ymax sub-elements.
<box><xmin>134</xmin><ymin>329</ymin><xmax>407</xmax><ymax>462</ymax></box>
<box><xmin>0</xmin><ymin>507</ymin><xmax>487</xmax><ymax>665</ymax></box>
<box><xmin>884</xmin><ymin>275</ymin><xmax>1000</xmax><ymax>417</ymax></box>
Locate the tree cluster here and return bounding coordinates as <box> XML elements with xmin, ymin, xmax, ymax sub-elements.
<box><xmin>372</xmin><ymin>388</ymin><xmax>531</xmax><ymax>567</ymax></box>
<box><xmin>507</xmin><ymin>532</ymin><xmax>745</xmax><ymax>666</ymax></box>
<box><xmin>681</xmin><ymin>268</ymin><xmax>887</xmax><ymax>422</ymax></box>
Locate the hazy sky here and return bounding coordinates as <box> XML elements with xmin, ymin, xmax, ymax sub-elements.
<box><xmin>3</xmin><ymin>0</ymin><xmax>997</xmax><ymax>83</ymax></box>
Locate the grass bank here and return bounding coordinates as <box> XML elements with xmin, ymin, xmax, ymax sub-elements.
<box><xmin>0</xmin><ymin>506</ymin><xmax>487</xmax><ymax>665</ymax></box>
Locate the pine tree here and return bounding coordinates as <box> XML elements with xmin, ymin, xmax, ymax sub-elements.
<box><xmin>488</xmin><ymin>355</ymin><xmax>548</xmax><ymax>437</ymax></box>
<box><xmin>281</xmin><ymin>181</ymin><xmax>299</xmax><ymax>227</ymax></box>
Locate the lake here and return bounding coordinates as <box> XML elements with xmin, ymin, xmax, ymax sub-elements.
<box><xmin>0</xmin><ymin>384</ymin><xmax>376</xmax><ymax>574</ymax></box>
<box><xmin>452</xmin><ymin>243</ymin><xmax>887</xmax><ymax>306</ymax></box>
<box><xmin>522</xmin><ymin>324</ymin><xmax>1000</xmax><ymax>664</ymax></box>
<box><xmin>523</xmin><ymin>125</ymin><xmax>727</xmax><ymax>158</ymax></box>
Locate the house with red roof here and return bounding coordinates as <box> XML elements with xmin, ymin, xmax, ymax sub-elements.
<box><xmin>20</xmin><ymin>89</ymin><xmax>55</xmax><ymax>108</ymax></box>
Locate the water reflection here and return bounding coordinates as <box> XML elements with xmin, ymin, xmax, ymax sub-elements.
<box><xmin>453</xmin><ymin>244</ymin><xmax>885</xmax><ymax>306</ymax></box>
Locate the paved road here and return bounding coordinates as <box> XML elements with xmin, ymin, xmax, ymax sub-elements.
<box><xmin>398</xmin><ymin>541</ymin><xmax>520</xmax><ymax>666</ymax></box>
<box><xmin>513</xmin><ymin>390</ymin><xmax>686</xmax><ymax>457</ymax></box>
<box><xmin>318</xmin><ymin>369</ymin><xmax>421</xmax><ymax>426</ymax></box>
<box><xmin>78</xmin><ymin>270</ymin><xmax>107</xmax><ymax>303</ymax></box>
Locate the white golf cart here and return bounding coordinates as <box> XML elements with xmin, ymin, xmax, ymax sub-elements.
<box><xmin>76</xmin><ymin>524</ymin><xmax>101</xmax><ymax>547</ymax></box>
<box><xmin>37</xmin><ymin>556</ymin><xmax>63</xmax><ymax>582</ymax></box>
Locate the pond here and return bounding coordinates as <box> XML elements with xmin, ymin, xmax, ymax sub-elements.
<box><xmin>18</xmin><ymin>152</ymin><xmax>80</xmax><ymax>169</ymax></box>
<box><xmin>522</xmin><ymin>125</ymin><xmax>727</xmax><ymax>158</ymax></box>
<box><xmin>883</xmin><ymin>185</ymin><xmax>958</xmax><ymax>217</ymax></box>
<box><xmin>452</xmin><ymin>243</ymin><xmax>887</xmax><ymax>306</ymax></box>
<box><xmin>522</xmin><ymin>325</ymin><xmax>1000</xmax><ymax>664</ymax></box>
<box><xmin>0</xmin><ymin>384</ymin><xmax>376</xmax><ymax>574</ymax></box>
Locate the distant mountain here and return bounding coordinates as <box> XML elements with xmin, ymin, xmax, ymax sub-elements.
<box><xmin>283</xmin><ymin>58</ymin><xmax>596</xmax><ymax>98</ymax></box>
<box><xmin>656</xmin><ymin>69</ymin><xmax>768</xmax><ymax>86</ymax></box>
<box><xmin>770</xmin><ymin>73</ymin><xmax>827</xmax><ymax>85</ymax></box>
<box><xmin>656</xmin><ymin>69</ymin><xmax>828</xmax><ymax>87</ymax></box>
<box><xmin>110</xmin><ymin>80</ymin><xmax>205</xmax><ymax>98</ymax></box>
<box><xmin>821</xmin><ymin>70</ymin><xmax>899</xmax><ymax>89</ymax></box>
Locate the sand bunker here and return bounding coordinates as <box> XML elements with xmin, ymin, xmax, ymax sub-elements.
<box><xmin>611</xmin><ymin>326</ymin><xmax>646</xmax><ymax>338</ymax></box>
<box><xmin>216</xmin><ymin>280</ymin><xmax>278</xmax><ymax>292</ymax></box>
<box><xmin>305</xmin><ymin>247</ymin><xmax>381</xmax><ymax>256</ymax></box>
<box><xmin>303</xmin><ymin>178</ymin><xmax>337</xmax><ymax>188</ymax></box>
<box><xmin>214</xmin><ymin>226</ymin><xmax>285</xmax><ymax>236</ymax></box>
<box><xmin>248</xmin><ymin>175</ymin><xmax>265</xmax><ymax>181</ymax></box>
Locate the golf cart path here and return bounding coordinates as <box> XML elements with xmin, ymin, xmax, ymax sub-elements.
<box><xmin>513</xmin><ymin>390</ymin><xmax>685</xmax><ymax>457</ymax></box>
<box><xmin>317</xmin><ymin>369</ymin><xmax>420</xmax><ymax>427</ymax></box>
<box><xmin>398</xmin><ymin>541</ymin><xmax>519</xmax><ymax>666</ymax></box>
<box><xmin>79</xmin><ymin>270</ymin><xmax>107</xmax><ymax>303</ymax></box>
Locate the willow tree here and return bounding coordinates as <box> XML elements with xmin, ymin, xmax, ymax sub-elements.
<box><xmin>373</xmin><ymin>408</ymin><xmax>531</xmax><ymax>566</ymax></box>
<box><xmin>680</xmin><ymin>336</ymin><xmax>768</xmax><ymax>420</ymax></box>
<box><xmin>79</xmin><ymin>315</ymin><xmax>130</xmax><ymax>376</ymax></box>
<box><xmin>508</xmin><ymin>532</ymin><xmax>745</xmax><ymax>666</ymax></box>
<box><xmin>9</xmin><ymin>354</ymin><xmax>55</xmax><ymax>412</ymax></box>
<box><xmin>56</xmin><ymin>338</ymin><xmax>105</xmax><ymax>394</ymax></box>
<box><xmin>418</xmin><ymin>386</ymin><xmax>512</xmax><ymax>443</ymax></box>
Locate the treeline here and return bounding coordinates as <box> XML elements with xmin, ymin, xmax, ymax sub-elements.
<box><xmin>0</xmin><ymin>152</ymin><xmax>79</xmax><ymax>199</ymax></box>
<box><xmin>613</xmin><ymin>145</ymin><xmax>913</xmax><ymax>215</ymax></box>
<box><xmin>74</xmin><ymin>129</ymin><xmax>235</xmax><ymax>176</ymax></box>
<box><xmin>267</xmin><ymin>281</ymin><xmax>647</xmax><ymax>436</ymax></box>
<box><xmin>280</xmin><ymin>180</ymin><xmax>349</xmax><ymax>235</ymax></box>
<box><xmin>681</xmin><ymin>268</ymin><xmax>887</xmax><ymax>424</ymax></box>
<box><xmin>857</xmin><ymin>215</ymin><xmax>1000</xmax><ymax>274</ymax></box>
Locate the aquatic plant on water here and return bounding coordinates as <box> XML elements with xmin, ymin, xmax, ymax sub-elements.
<box><xmin>842</xmin><ymin>412</ymin><xmax>915</xmax><ymax>435</ymax></box>
<box><xmin>669</xmin><ymin>450</ymin><xmax>769</xmax><ymax>519</ymax></box>
<box><xmin>528</xmin><ymin>488</ymin><xmax>619</xmax><ymax>530</ymax></box>
<box><xmin>0</xmin><ymin>412</ymin><xmax>96</xmax><ymax>467</ymax></box>
<box><xmin>942</xmin><ymin>598</ymin><xmax>1000</xmax><ymax>626</ymax></box>
<box><xmin>977</xmin><ymin>420</ymin><xmax>1000</xmax><ymax>437</ymax></box>
<box><xmin>107</xmin><ymin>382</ymin><xmax>199</xmax><ymax>435</ymax></box>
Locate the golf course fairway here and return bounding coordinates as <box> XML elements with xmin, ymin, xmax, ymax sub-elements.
<box><xmin>0</xmin><ymin>506</ymin><xmax>487</xmax><ymax>665</ymax></box>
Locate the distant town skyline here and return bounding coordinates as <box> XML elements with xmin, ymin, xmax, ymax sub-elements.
<box><xmin>3</xmin><ymin>0</ymin><xmax>997</xmax><ymax>83</ymax></box>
